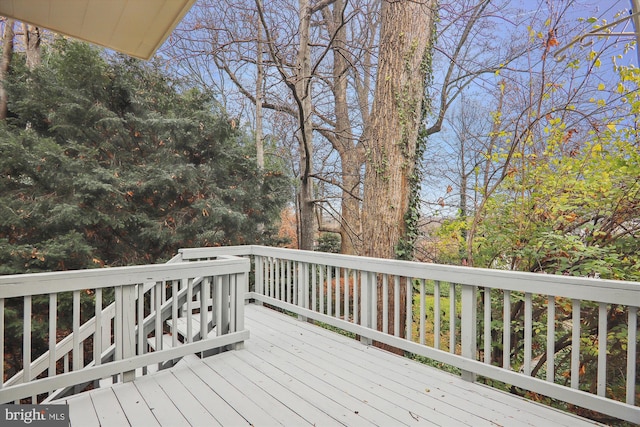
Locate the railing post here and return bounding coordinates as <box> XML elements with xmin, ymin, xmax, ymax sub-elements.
<box><xmin>297</xmin><ymin>262</ymin><xmax>308</xmax><ymax>322</ymax></box>
<box><xmin>360</xmin><ymin>271</ymin><xmax>373</xmax><ymax>346</ymax></box>
<box><xmin>234</xmin><ymin>271</ymin><xmax>247</xmax><ymax>350</ymax></box>
<box><xmin>460</xmin><ymin>284</ymin><xmax>477</xmax><ymax>382</ymax></box>
<box><xmin>120</xmin><ymin>285</ymin><xmax>136</xmax><ymax>382</ymax></box>
<box><xmin>255</xmin><ymin>256</ymin><xmax>264</xmax><ymax>306</ymax></box>
<box><xmin>219</xmin><ymin>275</ymin><xmax>230</xmax><ymax>336</ymax></box>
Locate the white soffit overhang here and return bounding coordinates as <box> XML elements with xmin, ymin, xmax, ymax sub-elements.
<box><xmin>0</xmin><ymin>0</ymin><xmax>196</xmax><ymax>60</ymax></box>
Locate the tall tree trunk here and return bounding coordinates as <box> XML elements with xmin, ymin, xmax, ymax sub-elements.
<box><xmin>330</xmin><ymin>0</ymin><xmax>362</xmax><ymax>255</ymax></box>
<box><xmin>296</xmin><ymin>0</ymin><xmax>315</xmax><ymax>250</ymax></box>
<box><xmin>0</xmin><ymin>19</ymin><xmax>15</xmax><ymax>120</ymax></box>
<box><xmin>339</xmin><ymin>150</ymin><xmax>362</xmax><ymax>254</ymax></box>
<box><xmin>255</xmin><ymin>0</ymin><xmax>265</xmax><ymax>171</ymax></box>
<box><xmin>361</xmin><ymin>0</ymin><xmax>436</xmax><ymax>337</ymax></box>
<box><xmin>23</xmin><ymin>24</ymin><xmax>41</xmax><ymax>70</ymax></box>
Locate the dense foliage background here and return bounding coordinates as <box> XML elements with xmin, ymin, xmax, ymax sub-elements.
<box><xmin>0</xmin><ymin>39</ymin><xmax>289</xmax><ymax>274</ymax></box>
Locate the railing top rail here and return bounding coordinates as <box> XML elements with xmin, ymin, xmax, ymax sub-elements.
<box><xmin>0</xmin><ymin>257</ymin><xmax>249</xmax><ymax>298</ymax></box>
<box><xmin>181</xmin><ymin>246</ymin><xmax>640</xmax><ymax>306</ymax></box>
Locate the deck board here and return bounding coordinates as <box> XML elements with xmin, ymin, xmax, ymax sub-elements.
<box><xmin>111</xmin><ymin>382</ymin><xmax>161</xmax><ymax>427</ymax></box>
<box><xmin>66</xmin><ymin>391</ymin><xmax>100</xmax><ymax>427</ymax></box>
<box><xmin>62</xmin><ymin>304</ymin><xmax>603</xmax><ymax>427</ymax></box>
<box><xmin>246</xmin><ymin>314</ymin><xmax>497</xmax><ymax>426</ymax></box>
<box><xmin>246</xmin><ymin>306</ymin><xmax>577</xmax><ymax>427</ymax></box>
<box><xmin>244</xmin><ymin>333</ymin><xmax>434</xmax><ymax>426</ymax></box>
<box><xmin>168</xmin><ymin>361</ymin><xmax>249</xmax><ymax>426</ymax></box>
<box><xmin>151</xmin><ymin>370</ymin><xmax>222</xmax><ymax>426</ymax></box>
<box><xmin>233</xmin><ymin>343</ymin><xmax>374</xmax><ymax>426</ymax></box>
<box><xmin>90</xmin><ymin>387</ymin><xmax>130</xmax><ymax>426</ymax></box>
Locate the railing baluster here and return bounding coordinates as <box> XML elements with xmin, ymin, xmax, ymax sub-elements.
<box><xmin>302</xmin><ymin>262</ymin><xmax>309</xmax><ymax>310</ymax></box>
<box><xmin>138</xmin><ymin>284</ymin><xmax>147</xmax><ymax>378</ymax></box>
<box><xmin>597</xmin><ymin>302</ymin><xmax>607</xmax><ymax>396</ymax></box>
<box><xmin>371</xmin><ymin>273</ymin><xmax>377</xmax><ymax>330</ymax></box>
<box><xmin>293</xmin><ymin>262</ymin><xmax>302</xmax><ymax>308</ymax></box>
<box><xmin>382</xmin><ymin>275</ymin><xmax>389</xmax><ymax>334</ymax></box>
<box><xmin>571</xmin><ymin>299</ymin><xmax>581</xmax><ymax>389</ymax></box>
<box><xmin>394</xmin><ymin>276</ymin><xmax>400</xmax><ymax>337</ymax></box>
<box><xmin>335</xmin><ymin>267</ymin><xmax>341</xmax><ymax>319</ymax></box>
<box><xmin>271</xmin><ymin>258</ymin><xmax>275</xmax><ymax>298</ymax></box>
<box><xmin>264</xmin><ymin>258</ymin><xmax>270</xmax><ymax>298</ymax></box>
<box><xmin>149</xmin><ymin>285</ymin><xmax>155</xmax><ymax>317</ymax></box>
<box><xmin>136</xmin><ymin>285</ymin><xmax>144</xmax><ymax>358</ymax></box>
<box><xmin>23</xmin><ymin>295</ymin><xmax>32</xmax><ymax>390</ymax></box>
<box><xmin>353</xmin><ymin>270</ymin><xmax>359</xmax><ymax>325</ymax></box>
<box><xmin>286</xmin><ymin>260</ymin><xmax>291</xmax><ymax>304</ymax></box>
<box><xmin>319</xmin><ymin>265</ymin><xmax>325</xmax><ymax>315</ymax></box>
<box><xmin>115</xmin><ymin>286</ymin><xmax>122</xmax><ymax>365</ymax></box>
<box><xmin>172</xmin><ymin>280</ymin><xmax>179</xmax><ymax>348</ymax></box>
<box><xmin>186</xmin><ymin>278</ymin><xmax>193</xmax><ymax>343</ymax></box>
<box><xmin>296</xmin><ymin>263</ymin><xmax>304</xmax><ymax>320</ymax></box>
<box><xmin>294</xmin><ymin>261</ymin><xmax>299</xmax><ymax>306</ymax></box>
<box><xmin>271</xmin><ymin>260</ymin><xmax>276</xmax><ymax>300</ymax></box>
<box><xmin>503</xmin><ymin>290</ymin><xmax>511</xmax><ymax>370</ymax></box>
<box><xmin>326</xmin><ymin>265</ymin><xmax>332</xmax><ymax>317</ymax></box>
<box><xmin>405</xmin><ymin>277</ymin><xmax>411</xmax><ymax>340</ymax></box>
<box><xmin>73</xmin><ymin>290</ymin><xmax>81</xmax><ymax>372</ymax></box>
<box><xmin>484</xmin><ymin>288</ymin><xmax>491</xmax><ymax>364</ymax></box>
<box><xmin>281</xmin><ymin>260</ymin><xmax>286</xmax><ymax>302</ymax></box>
<box><xmin>626</xmin><ymin>306</ymin><xmax>637</xmax><ymax>405</ymax></box>
<box><xmin>216</xmin><ymin>276</ymin><xmax>224</xmax><ymax>336</ymax></box>
<box><xmin>419</xmin><ymin>279</ymin><xmax>425</xmax><ymax>344</ymax></box>
<box><xmin>49</xmin><ymin>293</ymin><xmax>57</xmax><ymax>377</ymax></box>
<box><xmin>296</xmin><ymin>261</ymin><xmax>300</xmax><ymax>305</ymax></box>
<box><xmin>524</xmin><ymin>292</ymin><xmax>532</xmax><ymax>376</ymax></box>
<box><xmin>93</xmin><ymin>288</ymin><xmax>104</xmax><ymax>366</ymax></box>
<box><xmin>311</xmin><ymin>264</ymin><xmax>317</xmax><ymax>312</ymax></box>
<box><xmin>275</xmin><ymin>260</ymin><xmax>281</xmax><ymax>301</ymax></box>
<box><xmin>449</xmin><ymin>283</ymin><xmax>456</xmax><ymax>353</ymax></box>
<box><xmin>227</xmin><ymin>275</ymin><xmax>234</xmax><ymax>334</ymax></box>
<box><xmin>434</xmin><ymin>281</ymin><xmax>440</xmax><ymax>349</ymax></box>
<box><xmin>263</xmin><ymin>258</ymin><xmax>269</xmax><ymax>298</ymax></box>
<box><xmin>344</xmin><ymin>268</ymin><xmax>349</xmax><ymax>321</ymax></box>
<box><xmin>227</xmin><ymin>275</ymin><xmax>235</xmax><ymax>333</ymax></box>
<box><xmin>154</xmin><ymin>283</ymin><xmax>162</xmax><ymax>353</ymax></box>
<box><xmin>546</xmin><ymin>296</ymin><xmax>555</xmax><ymax>382</ymax></box>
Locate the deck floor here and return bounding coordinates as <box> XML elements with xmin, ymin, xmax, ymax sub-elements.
<box><xmin>60</xmin><ymin>304</ymin><xmax>602</xmax><ymax>426</ymax></box>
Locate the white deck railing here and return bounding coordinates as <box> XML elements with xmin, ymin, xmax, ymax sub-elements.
<box><xmin>181</xmin><ymin>246</ymin><xmax>640</xmax><ymax>424</ymax></box>
<box><xmin>1</xmin><ymin>245</ymin><xmax>637</xmax><ymax>423</ymax></box>
<box><xmin>0</xmin><ymin>256</ymin><xmax>249</xmax><ymax>404</ymax></box>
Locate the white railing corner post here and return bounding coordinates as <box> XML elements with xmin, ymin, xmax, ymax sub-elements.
<box><xmin>234</xmin><ymin>271</ymin><xmax>247</xmax><ymax>350</ymax></box>
<box><xmin>120</xmin><ymin>285</ymin><xmax>136</xmax><ymax>382</ymax></box>
<box><xmin>461</xmin><ymin>284</ymin><xmax>477</xmax><ymax>382</ymax></box>
<box><xmin>220</xmin><ymin>275</ymin><xmax>230</xmax><ymax>336</ymax></box>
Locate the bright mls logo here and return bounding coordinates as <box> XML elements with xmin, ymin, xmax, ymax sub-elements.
<box><xmin>0</xmin><ymin>405</ymin><xmax>69</xmax><ymax>426</ymax></box>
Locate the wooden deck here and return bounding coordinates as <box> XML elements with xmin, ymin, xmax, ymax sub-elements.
<box><xmin>60</xmin><ymin>304</ymin><xmax>602</xmax><ymax>426</ymax></box>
